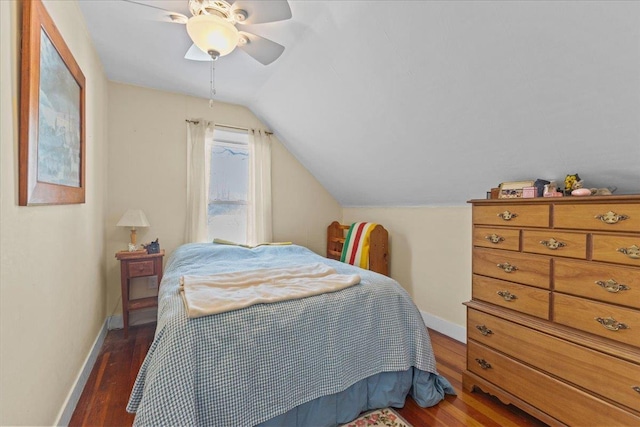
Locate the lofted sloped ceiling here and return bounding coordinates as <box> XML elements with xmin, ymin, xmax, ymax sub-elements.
<box><xmin>79</xmin><ymin>1</ymin><xmax>640</xmax><ymax>206</ymax></box>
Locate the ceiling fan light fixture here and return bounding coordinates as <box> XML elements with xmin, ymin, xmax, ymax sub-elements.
<box><xmin>186</xmin><ymin>14</ymin><xmax>239</xmax><ymax>58</ymax></box>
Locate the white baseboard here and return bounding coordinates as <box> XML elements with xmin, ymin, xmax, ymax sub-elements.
<box><xmin>55</xmin><ymin>319</ymin><xmax>108</xmax><ymax>426</ymax></box>
<box><xmin>56</xmin><ymin>309</ymin><xmax>158</xmax><ymax>425</ymax></box>
<box><xmin>420</xmin><ymin>310</ymin><xmax>467</xmax><ymax>344</ymax></box>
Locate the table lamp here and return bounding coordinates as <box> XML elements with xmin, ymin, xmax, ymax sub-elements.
<box><xmin>117</xmin><ymin>209</ymin><xmax>150</xmax><ymax>251</ymax></box>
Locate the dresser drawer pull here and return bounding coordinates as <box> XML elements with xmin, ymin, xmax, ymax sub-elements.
<box><xmin>595</xmin><ymin>279</ymin><xmax>630</xmax><ymax>293</ymax></box>
<box><xmin>475</xmin><ymin>325</ymin><xmax>494</xmax><ymax>336</ymax></box>
<box><xmin>496</xmin><ymin>262</ymin><xmax>518</xmax><ymax>273</ymax></box>
<box><xmin>475</xmin><ymin>358</ymin><xmax>492</xmax><ymax>369</ymax></box>
<box><xmin>485</xmin><ymin>234</ymin><xmax>505</xmax><ymax>244</ymax></box>
<box><xmin>594</xmin><ymin>211</ymin><xmax>629</xmax><ymax>225</ymax></box>
<box><xmin>539</xmin><ymin>238</ymin><xmax>566</xmax><ymax>250</ymax></box>
<box><xmin>497</xmin><ymin>210</ymin><xmax>517</xmax><ymax>221</ymax></box>
<box><xmin>617</xmin><ymin>245</ymin><xmax>640</xmax><ymax>260</ymax></box>
<box><xmin>633</xmin><ymin>386</ymin><xmax>640</xmax><ymax>394</ymax></box>
<box><xmin>595</xmin><ymin>316</ymin><xmax>630</xmax><ymax>331</ymax></box>
<box><xmin>497</xmin><ymin>290</ymin><xmax>517</xmax><ymax>301</ymax></box>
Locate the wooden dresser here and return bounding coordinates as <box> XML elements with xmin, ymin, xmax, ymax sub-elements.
<box><xmin>464</xmin><ymin>195</ymin><xmax>640</xmax><ymax>426</ymax></box>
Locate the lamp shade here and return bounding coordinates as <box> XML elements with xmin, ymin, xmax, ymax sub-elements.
<box><xmin>116</xmin><ymin>209</ymin><xmax>150</xmax><ymax>228</ymax></box>
<box><xmin>186</xmin><ymin>14</ymin><xmax>239</xmax><ymax>57</ymax></box>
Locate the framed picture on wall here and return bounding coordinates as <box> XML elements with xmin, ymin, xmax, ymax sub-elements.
<box><xmin>498</xmin><ymin>180</ymin><xmax>535</xmax><ymax>199</ymax></box>
<box><xmin>19</xmin><ymin>0</ymin><xmax>86</xmax><ymax>205</ymax></box>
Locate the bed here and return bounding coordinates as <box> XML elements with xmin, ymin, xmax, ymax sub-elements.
<box><xmin>127</xmin><ymin>242</ymin><xmax>454</xmax><ymax>426</ymax></box>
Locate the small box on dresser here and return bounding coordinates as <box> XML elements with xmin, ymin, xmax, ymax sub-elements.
<box><xmin>464</xmin><ymin>195</ymin><xmax>640</xmax><ymax>426</ymax></box>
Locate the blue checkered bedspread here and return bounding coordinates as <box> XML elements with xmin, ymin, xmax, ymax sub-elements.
<box><xmin>127</xmin><ymin>243</ymin><xmax>447</xmax><ymax>426</ymax></box>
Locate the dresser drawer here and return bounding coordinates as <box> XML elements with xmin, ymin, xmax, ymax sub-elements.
<box><xmin>128</xmin><ymin>260</ymin><xmax>155</xmax><ymax>278</ymax></box>
<box><xmin>592</xmin><ymin>234</ymin><xmax>640</xmax><ymax>266</ymax></box>
<box><xmin>473</xmin><ymin>227</ymin><xmax>520</xmax><ymax>251</ymax></box>
<box><xmin>468</xmin><ymin>309</ymin><xmax>640</xmax><ymax>412</ymax></box>
<box><xmin>554</xmin><ymin>259</ymin><xmax>640</xmax><ymax>309</ymax></box>
<box><xmin>473</xmin><ymin>204</ymin><xmax>550</xmax><ymax>227</ymax></box>
<box><xmin>554</xmin><ymin>294</ymin><xmax>640</xmax><ymax>347</ymax></box>
<box><xmin>522</xmin><ymin>230</ymin><xmax>587</xmax><ymax>259</ymax></box>
<box><xmin>467</xmin><ymin>341</ymin><xmax>640</xmax><ymax>426</ymax></box>
<box><xmin>555</xmin><ymin>203</ymin><xmax>640</xmax><ymax>232</ymax></box>
<box><xmin>473</xmin><ymin>248</ymin><xmax>550</xmax><ymax>289</ymax></box>
<box><xmin>472</xmin><ymin>275</ymin><xmax>549</xmax><ymax>319</ymax></box>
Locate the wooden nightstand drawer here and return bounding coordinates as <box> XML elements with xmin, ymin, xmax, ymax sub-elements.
<box><xmin>555</xmin><ymin>203</ymin><xmax>640</xmax><ymax>232</ymax></box>
<box><xmin>473</xmin><ymin>248</ymin><xmax>551</xmax><ymax>288</ymax></box>
<box><xmin>592</xmin><ymin>234</ymin><xmax>640</xmax><ymax>266</ymax></box>
<box><xmin>472</xmin><ymin>275</ymin><xmax>549</xmax><ymax>319</ymax></box>
<box><xmin>554</xmin><ymin>259</ymin><xmax>640</xmax><ymax>309</ymax></box>
<box><xmin>473</xmin><ymin>204</ymin><xmax>549</xmax><ymax>227</ymax></box>
<box><xmin>554</xmin><ymin>294</ymin><xmax>640</xmax><ymax>347</ymax></box>
<box><xmin>467</xmin><ymin>341</ymin><xmax>640</xmax><ymax>426</ymax></box>
<box><xmin>467</xmin><ymin>309</ymin><xmax>640</xmax><ymax>412</ymax></box>
<box><xmin>473</xmin><ymin>227</ymin><xmax>520</xmax><ymax>251</ymax></box>
<box><xmin>128</xmin><ymin>260</ymin><xmax>155</xmax><ymax>277</ymax></box>
<box><xmin>522</xmin><ymin>230</ymin><xmax>587</xmax><ymax>259</ymax></box>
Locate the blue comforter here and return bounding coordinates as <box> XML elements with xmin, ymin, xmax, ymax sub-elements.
<box><xmin>127</xmin><ymin>243</ymin><xmax>453</xmax><ymax>426</ymax></box>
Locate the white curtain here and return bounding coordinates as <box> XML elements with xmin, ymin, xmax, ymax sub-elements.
<box><xmin>247</xmin><ymin>129</ymin><xmax>273</xmax><ymax>245</ymax></box>
<box><xmin>185</xmin><ymin>119</ymin><xmax>213</xmax><ymax>243</ymax></box>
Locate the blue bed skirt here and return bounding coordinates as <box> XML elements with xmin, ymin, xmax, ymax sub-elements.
<box><xmin>259</xmin><ymin>368</ymin><xmax>454</xmax><ymax>426</ymax></box>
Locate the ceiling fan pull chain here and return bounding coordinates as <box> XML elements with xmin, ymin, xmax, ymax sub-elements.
<box><xmin>209</xmin><ymin>57</ymin><xmax>217</xmax><ymax>108</ymax></box>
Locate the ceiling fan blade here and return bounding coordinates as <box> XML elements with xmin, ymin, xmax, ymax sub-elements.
<box><xmin>237</xmin><ymin>32</ymin><xmax>285</xmax><ymax>65</ymax></box>
<box><xmin>121</xmin><ymin>0</ymin><xmax>171</xmax><ymax>12</ymax></box>
<box><xmin>184</xmin><ymin>43</ymin><xmax>212</xmax><ymax>61</ymax></box>
<box><xmin>121</xmin><ymin>0</ymin><xmax>188</xmax><ymax>23</ymax></box>
<box><xmin>167</xmin><ymin>12</ymin><xmax>189</xmax><ymax>24</ymax></box>
<box><xmin>231</xmin><ymin>0</ymin><xmax>291</xmax><ymax>25</ymax></box>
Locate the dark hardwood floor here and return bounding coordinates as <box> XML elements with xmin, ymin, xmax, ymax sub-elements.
<box><xmin>396</xmin><ymin>331</ymin><xmax>547</xmax><ymax>427</ymax></box>
<box><xmin>70</xmin><ymin>324</ymin><xmax>547</xmax><ymax>426</ymax></box>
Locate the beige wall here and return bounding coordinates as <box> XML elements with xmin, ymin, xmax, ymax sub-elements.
<box><xmin>106</xmin><ymin>82</ymin><xmax>342</xmax><ymax>317</ymax></box>
<box><xmin>271</xmin><ymin>138</ymin><xmax>343</xmax><ymax>255</ymax></box>
<box><xmin>343</xmin><ymin>207</ymin><xmax>472</xmax><ymax>334</ymax></box>
<box><xmin>0</xmin><ymin>1</ymin><xmax>109</xmax><ymax>425</ymax></box>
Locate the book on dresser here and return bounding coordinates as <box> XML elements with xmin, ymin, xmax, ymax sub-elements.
<box><xmin>464</xmin><ymin>195</ymin><xmax>640</xmax><ymax>427</ymax></box>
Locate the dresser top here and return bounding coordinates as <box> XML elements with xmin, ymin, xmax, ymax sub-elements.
<box><xmin>469</xmin><ymin>194</ymin><xmax>640</xmax><ymax>205</ymax></box>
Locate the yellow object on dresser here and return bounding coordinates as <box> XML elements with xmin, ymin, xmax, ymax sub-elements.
<box><xmin>464</xmin><ymin>195</ymin><xmax>640</xmax><ymax>426</ymax></box>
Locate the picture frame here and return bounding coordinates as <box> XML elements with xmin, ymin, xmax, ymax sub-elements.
<box><xmin>19</xmin><ymin>0</ymin><xmax>86</xmax><ymax>205</ymax></box>
<box><xmin>498</xmin><ymin>180</ymin><xmax>535</xmax><ymax>199</ymax></box>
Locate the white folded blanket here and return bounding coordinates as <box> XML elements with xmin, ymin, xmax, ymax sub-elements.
<box><xmin>180</xmin><ymin>263</ymin><xmax>361</xmax><ymax>318</ymax></box>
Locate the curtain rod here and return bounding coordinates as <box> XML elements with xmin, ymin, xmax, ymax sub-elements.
<box><xmin>185</xmin><ymin>120</ymin><xmax>272</xmax><ymax>135</ymax></box>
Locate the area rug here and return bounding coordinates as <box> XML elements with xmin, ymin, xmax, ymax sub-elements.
<box><xmin>340</xmin><ymin>408</ymin><xmax>413</xmax><ymax>427</ymax></box>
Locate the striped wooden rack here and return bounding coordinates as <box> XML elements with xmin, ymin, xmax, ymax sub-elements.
<box><xmin>326</xmin><ymin>221</ymin><xmax>389</xmax><ymax>277</ymax></box>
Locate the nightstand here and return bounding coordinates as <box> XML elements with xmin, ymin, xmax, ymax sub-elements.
<box><xmin>115</xmin><ymin>250</ymin><xmax>165</xmax><ymax>337</ymax></box>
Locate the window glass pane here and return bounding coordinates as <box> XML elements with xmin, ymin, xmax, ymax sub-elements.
<box><xmin>209</xmin><ymin>145</ymin><xmax>248</xmax><ymax>202</ymax></box>
<box><xmin>208</xmin><ymin>203</ymin><xmax>247</xmax><ymax>243</ymax></box>
<box><xmin>207</xmin><ymin>129</ymin><xmax>249</xmax><ymax>244</ymax></box>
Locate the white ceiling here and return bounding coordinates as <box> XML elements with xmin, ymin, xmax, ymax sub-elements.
<box><xmin>78</xmin><ymin>1</ymin><xmax>640</xmax><ymax>206</ymax></box>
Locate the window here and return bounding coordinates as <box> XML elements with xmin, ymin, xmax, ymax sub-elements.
<box><xmin>206</xmin><ymin>128</ymin><xmax>250</xmax><ymax>244</ymax></box>
<box><xmin>186</xmin><ymin>121</ymin><xmax>271</xmax><ymax>245</ymax></box>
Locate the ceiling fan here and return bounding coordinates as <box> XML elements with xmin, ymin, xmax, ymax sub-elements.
<box><xmin>124</xmin><ymin>0</ymin><xmax>292</xmax><ymax>65</ymax></box>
